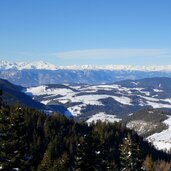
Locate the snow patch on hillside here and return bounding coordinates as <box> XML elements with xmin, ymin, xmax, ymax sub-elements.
<box><xmin>127</xmin><ymin>120</ymin><xmax>157</xmax><ymax>135</ymax></box>
<box><xmin>41</xmin><ymin>100</ymin><xmax>51</xmax><ymax>105</ymax></box>
<box><xmin>147</xmin><ymin>116</ymin><xmax>171</xmax><ymax>152</ymax></box>
<box><xmin>26</xmin><ymin>86</ymin><xmax>47</xmax><ymax>95</ymax></box>
<box><xmin>68</xmin><ymin>104</ymin><xmax>86</xmax><ymax>116</ymax></box>
<box><xmin>26</xmin><ymin>86</ymin><xmax>74</xmax><ymax>96</ymax></box>
<box><xmin>86</xmin><ymin>112</ymin><xmax>121</xmax><ymax>124</ymax></box>
<box><xmin>162</xmin><ymin>98</ymin><xmax>171</xmax><ymax>103</ymax></box>
<box><xmin>153</xmin><ymin>89</ymin><xmax>163</xmax><ymax>93</ymax></box>
<box><xmin>58</xmin><ymin>94</ymin><xmax>132</xmax><ymax>106</ymax></box>
<box><xmin>146</xmin><ymin>101</ymin><xmax>171</xmax><ymax>109</ymax></box>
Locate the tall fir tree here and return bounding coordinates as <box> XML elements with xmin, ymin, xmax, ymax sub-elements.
<box><xmin>120</xmin><ymin>133</ymin><xmax>143</xmax><ymax>171</ymax></box>
<box><xmin>53</xmin><ymin>152</ymin><xmax>70</xmax><ymax>171</ymax></box>
<box><xmin>75</xmin><ymin>134</ymin><xmax>105</xmax><ymax>171</ymax></box>
<box><xmin>38</xmin><ymin>151</ymin><xmax>52</xmax><ymax>171</ymax></box>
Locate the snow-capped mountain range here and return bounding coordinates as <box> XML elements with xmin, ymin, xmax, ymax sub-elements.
<box><xmin>1</xmin><ymin>60</ymin><xmax>171</xmax><ymax>71</ymax></box>
<box><xmin>2</xmin><ymin>61</ymin><xmax>171</xmax><ymax>87</ymax></box>
<box><xmin>0</xmin><ymin>60</ymin><xmax>58</xmax><ymax>70</ymax></box>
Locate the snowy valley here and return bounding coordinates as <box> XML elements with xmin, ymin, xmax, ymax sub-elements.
<box><xmin>24</xmin><ymin>78</ymin><xmax>171</xmax><ymax>152</ymax></box>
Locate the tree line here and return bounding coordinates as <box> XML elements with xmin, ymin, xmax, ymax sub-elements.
<box><xmin>0</xmin><ymin>90</ymin><xmax>171</xmax><ymax>171</ymax></box>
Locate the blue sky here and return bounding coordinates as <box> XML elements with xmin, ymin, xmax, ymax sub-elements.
<box><xmin>0</xmin><ymin>0</ymin><xmax>171</xmax><ymax>66</ymax></box>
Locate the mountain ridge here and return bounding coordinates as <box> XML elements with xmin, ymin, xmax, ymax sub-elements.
<box><xmin>1</xmin><ymin>60</ymin><xmax>171</xmax><ymax>71</ymax></box>
<box><xmin>2</xmin><ymin>61</ymin><xmax>171</xmax><ymax>86</ymax></box>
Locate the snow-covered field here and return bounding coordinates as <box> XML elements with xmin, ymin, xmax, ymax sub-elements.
<box><xmin>68</xmin><ymin>104</ymin><xmax>87</xmax><ymax>116</ymax></box>
<box><xmin>58</xmin><ymin>94</ymin><xmax>132</xmax><ymax>106</ymax></box>
<box><xmin>26</xmin><ymin>84</ymin><xmax>135</xmax><ymax>116</ymax></box>
<box><xmin>26</xmin><ymin>83</ymin><xmax>171</xmax><ymax>117</ymax></box>
<box><xmin>86</xmin><ymin>112</ymin><xmax>121</xmax><ymax>124</ymax></box>
<box><xmin>147</xmin><ymin>116</ymin><xmax>171</xmax><ymax>152</ymax></box>
<box><xmin>26</xmin><ymin>86</ymin><xmax>73</xmax><ymax>96</ymax></box>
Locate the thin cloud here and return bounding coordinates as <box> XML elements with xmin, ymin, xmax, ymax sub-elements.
<box><xmin>52</xmin><ymin>48</ymin><xmax>170</xmax><ymax>59</ymax></box>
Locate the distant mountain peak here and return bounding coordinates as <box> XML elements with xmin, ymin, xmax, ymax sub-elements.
<box><xmin>0</xmin><ymin>60</ymin><xmax>57</xmax><ymax>70</ymax></box>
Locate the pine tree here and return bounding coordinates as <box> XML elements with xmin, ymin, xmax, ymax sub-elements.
<box><xmin>75</xmin><ymin>134</ymin><xmax>105</xmax><ymax>171</ymax></box>
<box><xmin>53</xmin><ymin>152</ymin><xmax>70</xmax><ymax>171</ymax></box>
<box><xmin>120</xmin><ymin>133</ymin><xmax>143</xmax><ymax>171</ymax></box>
<box><xmin>38</xmin><ymin>151</ymin><xmax>52</xmax><ymax>171</ymax></box>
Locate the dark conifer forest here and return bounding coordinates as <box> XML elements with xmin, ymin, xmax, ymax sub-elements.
<box><xmin>0</xmin><ymin>91</ymin><xmax>171</xmax><ymax>171</ymax></box>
